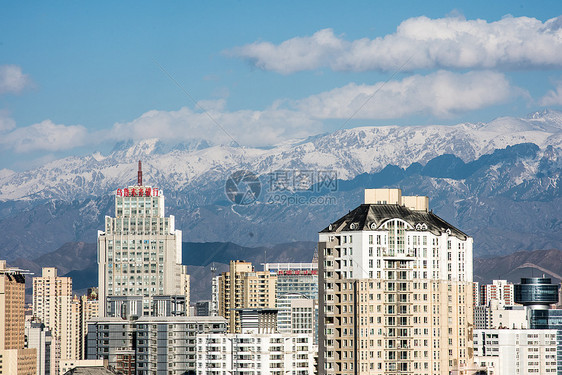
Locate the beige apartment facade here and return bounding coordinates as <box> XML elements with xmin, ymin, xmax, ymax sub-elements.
<box><xmin>32</xmin><ymin>267</ymin><xmax>74</xmax><ymax>374</ymax></box>
<box><xmin>218</xmin><ymin>260</ymin><xmax>277</xmax><ymax>333</ymax></box>
<box><xmin>0</xmin><ymin>260</ymin><xmax>37</xmax><ymax>375</ymax></box>
<box><xmin>68</xmin><ymin>290</ymin><xmax>100</xmax><ymax>361</ymax></box>
<box><xmin>318</xmin><ymin>189</ymin><xmax>476</xmax><ymax>375</ymax></box>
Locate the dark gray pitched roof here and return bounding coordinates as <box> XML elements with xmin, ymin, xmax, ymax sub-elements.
<box><xmin>320</xmin><ymin>204</ymin><xmax>469</xmax><ymax>240</ymax></box>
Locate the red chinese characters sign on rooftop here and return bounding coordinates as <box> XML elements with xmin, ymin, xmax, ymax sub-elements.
<box><xmin>116</xmin><ymin>187</ymin><xmax>160</xmax><ymax>197</ymax></box>
<box><xmin>277</xmin><ymin>270</ymin><xmax>318</xmax><ymax>275</ymax></box>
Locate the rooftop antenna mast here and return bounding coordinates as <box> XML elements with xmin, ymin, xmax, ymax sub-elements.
<box><xmin>138</xmin><ymin>160</ymin><xmax>142</xmax><ymax>186</ymax></box>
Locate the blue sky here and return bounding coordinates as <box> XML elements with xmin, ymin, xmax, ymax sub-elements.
<box><xmin>1</xmin><ymin>1</ymin><xmax>561</xmax><ymax>171</ymax></box>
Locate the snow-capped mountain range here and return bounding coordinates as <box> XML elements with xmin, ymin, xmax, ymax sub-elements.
<box><xmin>0</xmin><ymin>109</ymin><xmax>561</xmax><ymax>261</ymax></box>
<box><xmin>1</xmin><ymin>110</ymin><xmax>561</xmax><ymax>202</ymax></box>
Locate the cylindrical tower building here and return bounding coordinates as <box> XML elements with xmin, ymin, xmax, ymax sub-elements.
<box><xmin>514</xmin><ymin>277</ymin><xmax>559</xmax><ymax>310</ymax></box>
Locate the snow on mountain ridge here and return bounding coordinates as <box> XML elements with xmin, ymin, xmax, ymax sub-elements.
<box><xmin>1</xmin><ymin>111</ymin><xmax>562</xmax><ymax>202</ymax></box>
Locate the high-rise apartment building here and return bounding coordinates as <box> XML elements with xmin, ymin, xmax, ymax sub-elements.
<box><xmin>479</xmin><ymin>280</ymin><xmax>515</xmax><ymax>306</ymax></box>
<box><xmin>24</xmin><ymin>320</ymin><xmax>53</xmax><ymax>375</ymax></box>
<box><xmin>218</xmin><ymin>260</ymin><xmax>277</xmax><ymax>333</ymax></box>
<box><xmin>69</xmin><ymin>288</ymin><xmax>100</xmax><ymax>361</ymax></box>
<box><xmin>32</xmin><ymin>267</ymin><xmax>74</xmax><ymax>373</ymax></box>
<box><xmin>318</xmin><ymin>188</ymin><xmax>476</xmax><ymax>375</ymax></box>
<box><xmin>97</xmin><ymin>162</ymin><xmax>190</xmax><ymax>317</ymax></box>
<box><xmin>0</xmin><ymin>260</ymin><xmax>37</xmax><ymax>375</ymax></box>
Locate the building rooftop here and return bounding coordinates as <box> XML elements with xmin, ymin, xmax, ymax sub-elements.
<box><xmin>88</xmin><ymin>316</ymin><xmax>227</xmax><ymax>324</ymax></box>
<box><xmin>63</xmin><ymin>367</ymin><xmax>117</xmax><ymax>375</ymax></box>
<box><xmin>320</xmin><ymin>203</ymin><xmax>469</xmax><ymax>240</ymax></box>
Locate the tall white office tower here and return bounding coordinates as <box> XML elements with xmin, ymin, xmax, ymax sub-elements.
<box><xmin>318</xmin><ymin>189</ymin><xmax>477</xmax><ymax>375</ymax></box>
<box><xmin>97</xmin><ymin>162</ymin><xmax>190</xmax><ymax>317</ymax></box>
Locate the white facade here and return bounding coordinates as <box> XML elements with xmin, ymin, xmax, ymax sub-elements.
<box><xmin>474</xmin><ymin>299</ymin><xmax>527</xmax><ymax>329</ymax></box>
<box><xmin>211</xmin><ymin>275</ymin><xmax>220</xmax><ymax>317</ymax></box>
<box><xmin>319</xmin><ymin>188</ymin><xmax>476</xmax><ymax>375</ymax></box>
<box><xmin>479</xmin><ymin>280</ymin><xmax>515</xmax><ymax>306</ymax></box>
<box><xmin>196</xmin><ymin>333</ymin><xmax>315</xmax><ymax>375</ymax></box>
<box><xmin>290</xmin><ymin>298</ymin><xmax>317</xmax><ymax>341</ymax></box>
<box><xmin>97</xmin><ymin>183</ymin><xmax>189</xmax><ymax>317</ymax></box>
<box><xmin>473</xmin><ymin>329</ymin><xmax>558</xmax><ymax>374</ymax></box>
<box><xmin>318</xmin><ymin>222</ymin><xmax>473</xmax><ymax>283</ymax></box>
<box><xmin>25</xmin><ymin>320</ymin><xmax>53</xmax><ymax>375</ymax></box>
<box><xmin>264</xmin><ymin>262</ymin><xmax>319</xmax><ymax>342</ymax></box>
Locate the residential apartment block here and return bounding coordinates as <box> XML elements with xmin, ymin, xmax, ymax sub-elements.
<box><xmin>0</xmin><ymin>260</ymin><xmax>37</xmax><ymax>375</ymax></box>
<box><xmin>473</xmin><ymin>299</ymin><xmax>527</xmax><ymax>330</ymax></box>
<box><xmin>478</xmin><ymin>280</ymin><xmax>515</xmax><ymax>306</ymax></box>
<box><xmin>218</xmin><ymin>260</ymin><xmax>276</xmax><ymax>333</ymax></box>
<box><xmin>473</xmin><ymin>329</ymin><xmax>558</xmax><ymax>374</ymax></box>
<box><xmin>196</xmin><ymin>333</ymin><xmax>315</xmax><ymax>375</ymax></box>
<box><xmin>318</xmin><ymin>188</ymin><xmax>476</xmax><ymax>375</ymax></box>
<box><xmin>24</xmin><ymin>320</ymin><xmax>53</xmax><ymax>375</ymax></box>
<box><xmin>86</xmin><ymin>316</ymin><xmax>226</xmax><ymax>375</ymax></box>
<box><xmin>32</xmin><ymin>267</ymin><xmax>74</xmax><ymax>374</ymax></box>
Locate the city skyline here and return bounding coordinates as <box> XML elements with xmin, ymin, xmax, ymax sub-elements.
<box><xmin>3</xmin><ymin>177</ymin><xmax>562</xmax><ymax>374</ymax></box>
<box><xmin>1</xmin><ymin>1</ymin><xmax>561</xmax><ymax>170</ymax></box>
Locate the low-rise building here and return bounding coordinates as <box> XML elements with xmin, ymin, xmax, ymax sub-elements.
<box><xmin>86</xmin><ymin>316</ymin><xmax>226</xmax><ymax>375</ymax></box>
<box><xmin>59</xmin><ymin>359</ymin><xmax>105</xmax><ymax>375</ymax></box>
<box><xmin>196</xmin><ymin>333</ymin><xmax>315</xmax><ymax>375</ymax></box>
<box><xmin>473</xmin><ymin>299</ymin><xmax>527</xmax><ymax>329</ymax></box>
<box><xmin>473</xmin><ymin>329</ymin><xmax>558</xmax><ymax>374</ymax></box>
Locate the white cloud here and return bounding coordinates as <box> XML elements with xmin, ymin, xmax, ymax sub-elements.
<box><xmin>227</xmin><ymin>29</ymin><xmax>346</xmax><ymax>74</ymax></box>
<box><xmin>0</xmin><ymin>70</ymin><xmax>523</xmax><ymax>155</ymax></box>
<box><xmin>0</xmin><ymin>110</ymin><xmax>16</xmax><ymax>132</ymax></box>
<box><xmin>0</xmin><ymin>65</ymin><xmax>31</xmax><ymax>94</ymax></box>
<box><xmin>295</xmin><ymin>71</ymin><xmax>520</xmax><ymax>119</ymax></box>
<box><xmin>0</xmin><ymin>120</ymin><xmax>89</xmax><ymax>153</ymax></box>
<box><xmin>108</xmin><ymin>106</ymin><xmax>323</xmax><ymax>147</ymax></box>
<box><xmin>228</xmin><ymin>15</ymin><xmax>562</xmax><ymax>73</ymax></box>
<box><xmin>540</xmin><ymin>81</ymin><xmax>562</xmax><ymax>106</ymax></box>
